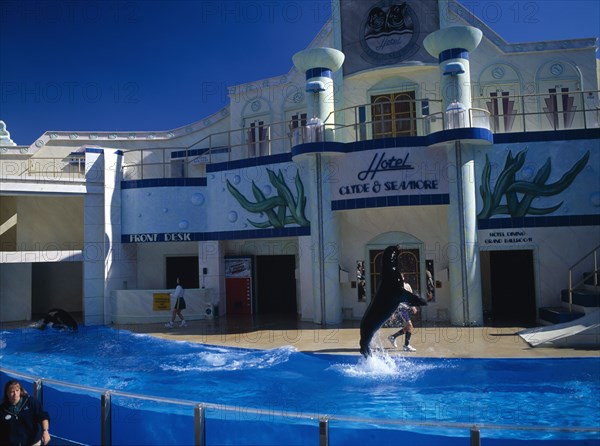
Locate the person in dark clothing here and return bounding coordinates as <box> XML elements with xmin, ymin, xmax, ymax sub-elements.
<box><xmin>387</xmin><ymin>302</ymin><xmax>418</xmax><ymax>352</ymax></box>
<box><xmin>0</xmin><ymin>380</ymin><xmax>51</xmax><ymax>446</ymax></box>
<box><xmin>387</xmin><ymin>274</ymin><xmax>418</xmax><ymax>352</ymax></box>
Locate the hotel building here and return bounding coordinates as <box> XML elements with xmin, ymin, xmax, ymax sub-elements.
<box><xmin>1</xmin><ymin>0</ymin><xmax>598</xmax><ymax>330</ymax></box>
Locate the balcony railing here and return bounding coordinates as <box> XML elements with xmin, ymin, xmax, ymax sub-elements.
<box><xmin>2</xmin><ymin>91</ymin><xmax>597</xmax><ymax>183</ymax></box>
<box><xmin>122</xmin><ymin>119</ymin><xmax>304</xmax><ymax>181</ymax></box>
<box><xmin>472</xmin><ymin>89</ymin><xmax>600</xmax><ymax>133</ymax></box>
<box><xmin>0</xmin><ymin>155</ymin><xmax>86</xmax><ymax>183</ymax></box>
<box><xmin>121</xmin><ymin>90</ymin><xmax>598</xmax><ymax>181</ymax></box>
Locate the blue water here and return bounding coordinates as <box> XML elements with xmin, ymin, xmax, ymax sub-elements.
<box><xmin>1</xmin><ymin>326</ymin><xmax>599</xmax><ymax>445</ymax></box>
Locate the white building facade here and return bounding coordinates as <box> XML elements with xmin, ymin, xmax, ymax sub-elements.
<box><xmin>1</xmin><ymin>0</ymin><xmax>599</xmax><ymax>328</ymax></box>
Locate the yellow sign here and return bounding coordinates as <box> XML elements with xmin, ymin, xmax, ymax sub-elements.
<box><xmin>153</xmin><ymin>293</ymin><xmax>171</xmax><ymax>311</ymax></box>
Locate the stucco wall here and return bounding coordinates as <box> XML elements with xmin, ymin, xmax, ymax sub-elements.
<box><xmin>0</xmin><ymin>196</ymin><xmax>17</xmax><ymax>250</ymax></box>
<box><xmin>0</xmin><ymin>263</ymin><xmax>32</xmax><ymax>321</ymax></box>
<box><xmin>338</xmin><ymin>205</ymin><xmax>450</xmax><ymax>321</ymax></box>
<box><xmin>16</xmin><ymin>196</ymin><xmax>84</xmax><ymax>250</ymax></box>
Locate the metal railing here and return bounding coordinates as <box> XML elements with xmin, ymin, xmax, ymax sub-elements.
<box><xmin>472</xmin><ymin>89</ymin><xmax>600</xmax><ymax>133</ymax></box>
<box><xmin>0</xmin><ymin>156</ymin><xmax>86</xmax><ymax>182</ymax></box>
<box><xmin>119</xmin><ymin>90</ymin><xmax>598</xmax><ymax>181</ymax></box>
<box><xmin>568</xmin><ymin>244</ymin><xmax>600</xmax><ymax>311</ymax></box>
<box><xmin>2</xmin><ymin>90</ymin><xmax>598</xmax><ymax>183</ymax></box>
<box><xmin>2</xmin><ymin>367</ymin><xmax>598</xmax><ymax>446</ymax></box>
<box><xmin>121</xmin><ymin>119</ymin><xmax>302</xmax><ymax>181</ymax></box>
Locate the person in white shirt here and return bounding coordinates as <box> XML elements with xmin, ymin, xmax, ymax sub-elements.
<box><xmin>165</xmin><ymin>277</ymin><xmax>187</xmax><ymax>328</ymax></box>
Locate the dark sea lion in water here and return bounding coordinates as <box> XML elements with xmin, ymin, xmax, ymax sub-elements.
<box><xmin>36</xmin><ymin>308</ymin><xmax>78</xmax><ymax>331</ymax></box>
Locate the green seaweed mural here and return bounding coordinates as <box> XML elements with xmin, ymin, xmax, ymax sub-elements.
<box><xmin>478</xmin><ymin>148</ymin><xmax>590</xmax><ymax>218</ymax></box>
<box><xmin>226</xmin><ymin>168</ymin><xmax>310</xmax><ymax>228</ymax></box>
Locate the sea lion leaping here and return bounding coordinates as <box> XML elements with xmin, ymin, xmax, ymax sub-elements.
<box><xmin>359</xmin><ymin>245</ymin><xmax>427</xmax><ymax>357</ymax></box>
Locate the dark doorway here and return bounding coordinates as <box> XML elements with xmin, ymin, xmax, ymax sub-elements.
<box><xmin>32</xmin><ymin>262</ymin><xmax>83</xmax><ymax>316</ymax></box>
<box><xmin>166</xmin><ymin>256</ymin><xmax>199</xmax><ymax>289</ymax></box>
<box><xmin>255</xmin><ymin>255</ymin><xmax>297</xmax><ymax>315</ymax></box>
<box><xmin>489</xmin><ymin>250</ymin><xmax>536</xmax><ymax>325</ymax></box>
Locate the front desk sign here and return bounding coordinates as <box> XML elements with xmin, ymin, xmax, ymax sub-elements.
<box><xmin>153</xmin><ymin>293</ymin><xmax>171</xmax><ymax>311</ymax></box>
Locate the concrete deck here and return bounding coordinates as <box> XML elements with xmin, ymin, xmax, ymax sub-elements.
<box><xmin>114</xmin><ymin>315</ymin><xmax>600</xmax><ymax>358</ymax></box>
<box><xmin>3</xmin><ymin>313</ymin><xmax>597</xmax><ymax>358</ymax></box>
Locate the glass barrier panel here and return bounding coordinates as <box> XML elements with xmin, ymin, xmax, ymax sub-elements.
<box><xmin>43</xmin><ymin>383</ymin><xmax>102</xmax><ymax>446</ymax></box>
<box><xmin>204</xmin><ymin>405</ymin><xmax>319</xmax><ymax>446</ymax></box>
<box><xmin>110</xmin><ymin>394</ymin><xmax>195</xmax><ymax>446</ymax></box>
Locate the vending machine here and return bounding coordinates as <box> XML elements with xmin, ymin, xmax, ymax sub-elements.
<box><xmin>224</xmin><ymin>256</ymin><xmax>253</xmax><ymax>315</ymax></box>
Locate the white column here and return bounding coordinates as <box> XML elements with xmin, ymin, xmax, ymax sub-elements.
<box><xmin>199</xmin><ymin>240</ymin><xmax>225</xmax><ymax>312</ymax></box>
<box><xmin>102</xmin><ymin>150</ymin><xmax>137</xmax><ymax>324</ymax></box>
<box><xmin>447</xmin><ymin>143</ymin><xmax>483</xmax><ymax>325</ymax></box>
<box><xmin>424</xmin><ymin>26</ymin><xmax>482</xmax><ymax>111</ymax></box>
<box><xmin>83</xmin><ymin>149</ymin><xmax>105</xmax><ymax>325</ymax></box>
<box><xmin>303</xmin><ymin>154</ymin><xmax>341</xmax><ymax>324</ymax></box>
<box><xmin>297</xmin><ymin>235</ymin><xmax>314</xmax><ymax>321</ymax></box>
<box><xmin>292</xmin><ymin>47</ymin><xmax>345</xmax><ymax>324</ymax></box>
<box><xmin>424</xmin><ymin>27</ymin><xmax>484</xmax><ymax>325</ymax></box>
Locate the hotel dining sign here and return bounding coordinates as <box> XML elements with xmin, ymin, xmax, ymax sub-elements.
<box><xmin>331</xmin><ymin>147</ymin><xmax>449</xmax><ymax>201</ymax></box>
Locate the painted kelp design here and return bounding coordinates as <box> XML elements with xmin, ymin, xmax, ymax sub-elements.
<box><xmin>478</xmin><ymin>148</ymin><xmax>590</xmax><ymax>218</ymax></box>
<box><xmin>227</xmin><ymin>168</ymin><xmax>310</xmax><ymax>228</ymax></box>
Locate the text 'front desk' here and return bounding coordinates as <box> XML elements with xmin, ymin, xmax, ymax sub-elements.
<box><xmin>111</xmin><ymin>288</ymin><xmax>215</xmax><ymax>324</ymax></box>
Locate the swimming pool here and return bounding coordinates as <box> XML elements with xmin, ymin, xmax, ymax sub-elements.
<box><xmin>1</xmin><ymin>326</ymin><xmax>599</xmax><ymax>445</ymax></box>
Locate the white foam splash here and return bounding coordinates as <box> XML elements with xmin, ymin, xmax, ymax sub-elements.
<box><xmin>161</xmin><ymin>345</ymin><xmax>297</xmax><ymax>373</ymax></box>
<box><xmin>330</xmin><ymin>350</ymin><xmax>442</xmax><ymax>381</ymax></box>
<box><xmin>339</xmin><ymin>353</ymin><xmax>401</xmax><ymax>378</ymax></box>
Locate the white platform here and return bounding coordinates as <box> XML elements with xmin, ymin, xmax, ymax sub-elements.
<box><xmin>111</xmin><ymin>288</ymin><xmax>215</xmax><ymax>324</ymax></box>
<box><xmin>518</xmin><ymin>309</ymin><xmax>600</xmax><ymax>347</ymax></box>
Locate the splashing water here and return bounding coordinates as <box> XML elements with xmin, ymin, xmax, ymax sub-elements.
<box><xmin>330</xmin><ymin>349</ymin><xmax>443</xmax><ymax>381</ymax></box>
<box><xmin>0</xmin><ymin>326</ymin><xmax>598</xmax><ymax>442</ymax></box>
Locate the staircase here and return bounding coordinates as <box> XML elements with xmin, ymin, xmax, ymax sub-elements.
<box><xmin>539</xmin><ymin>246</ymin><xmax>600</xmax><ymax>325</ymax></box>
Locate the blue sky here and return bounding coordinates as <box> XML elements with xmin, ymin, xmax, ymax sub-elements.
<box><xmin>1</xmin><ymin>0</ymin><xmax>598</xmax><ymax>146</ymax></box>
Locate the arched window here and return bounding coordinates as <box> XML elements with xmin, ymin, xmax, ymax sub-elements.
<box><xmin>369</xmin><ymin>246</ymin><xmax>420</xmax><ymax>296</ymax></box>
<box><xmin>476</xmin><ymin>64</ymin><xmax>522</xmax><ymax>133</ymax></box>
<box><xmin>535</xmin><ymin>60</ymin><xmax>583</xmax><ymax>130</ymax></box>
<box><xmin>363</xmin><ymin>231</ymin><xmax>425</xmax><ymax>299</ymax></box>
<box><xmin>371</xmin><ymin>91</ymin><xmax>417</xmax><ymax>138</ymax></box>
<box><xmin>242</xmin><ymin>98</ymin><xmax>271</xmax><ymax>157</ymax></box>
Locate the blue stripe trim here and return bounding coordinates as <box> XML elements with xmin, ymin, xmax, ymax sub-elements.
<box><xmin>85</xmin><ymin>147</ymin><xmax>103</xmax><ymax>154</ymax></box>
<box><xmin>427</xmin><ymin>127</ymin><xmax>493</xmax><ymax>146</ymax></box>
<box><xmin>293</xmin><ymin>136</ymin><xmax>430</xmax><ymax>156</ymax></box>
<box><xmin>206</xmin><ymin>152</ymin><xmax>292</xmax><ymax>173</ymax></box>
<box><xmin>121</xmin><ymin>178</ymin><xmax>207</xmax><ymax>189</ymax></box>
<box><xmin>439</xmin><ymin>48</ymin><xmax>468</xmax><ymax>63</ymax></box>
<box><xmin>122</xmin><ymin>226</ymin><xmax>311</xmax><ymax>243</ymax></box>
<box><xmin>478</xmin><ymin>214</ymin><xmax>600</xmax><ymax>229</ymax></box>
<box><xmin>306</xmin><ymin>67</ymin><xmax>332</xmax><ymax>80</ymax></box>
<box><xmin>332</xmin><ymin>194</ymin><xmax>450</xmax><ymax>211</ymax></box>
<box><xmin>493</xmin><ymin>128</ymin><xmax>600</xmax><ymax>144</ymax></box>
